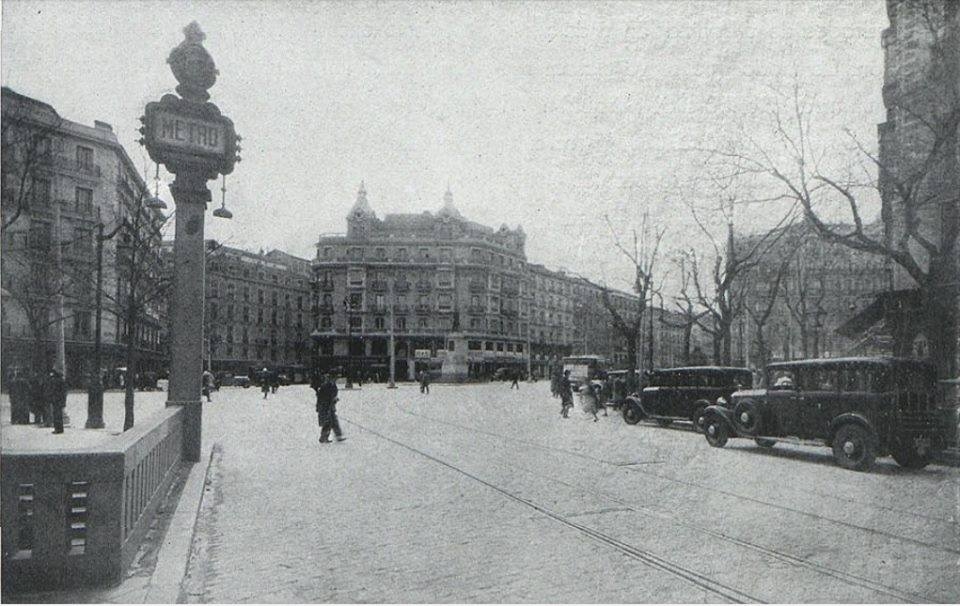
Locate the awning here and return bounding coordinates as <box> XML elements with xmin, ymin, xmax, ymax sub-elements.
<box><xmin>836</xmin><ymin>289</ymin><xmax>920</xmax><ymax>337</ymax></box>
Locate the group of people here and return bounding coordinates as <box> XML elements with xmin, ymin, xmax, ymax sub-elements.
<box><xmin>550</xmin><ymin>369</ymin><xmax>609</xmax><ymax>422</ymax></box>
<box><xmin>6</xmin><ymin>368</ymin><xmax>68</xmax><ymax>433</ymax></box>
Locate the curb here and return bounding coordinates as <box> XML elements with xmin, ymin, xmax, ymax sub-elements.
<box><xmin>141</xmin><ymin>445</ymin><xmax>217</xmax><ymax>603</ymax></box>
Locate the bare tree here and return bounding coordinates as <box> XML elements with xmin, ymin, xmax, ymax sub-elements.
<box><xmin>661</xmin><ymin>255</ymin><xmax>707</xmax><ymax>364</ymax></box>
<box><xmin>599</xmin><ymin>212</ymin><xmax>665</xmax><ymax>373</ymax></box>
<box><xmin>709</xmin><ymin>2</ymin><xmax>959</xmax><ymax>377</ymax></box>
<box><xmin>683</xmin><ymin>185</ymin><xmax>795</xmax><ymax>365</ymax></box>
<box><xmin>745</xmin><ymin>254</ymin><xmax>793</xmax><ymax>370</ymax></box>
<box><xmin>99</xmin><ymin>191</ymin><xmax>169</xmax><ymax>430</ymax></box>
<box><xmin>1</xmin><ymin>91</ymin><xmax>65</xmax><ymax>233</ymax></box>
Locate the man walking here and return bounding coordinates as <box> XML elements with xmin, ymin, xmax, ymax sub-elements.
<box><xmin>314</xmin><ymin>372</ymin><xmax>345</xmax><ymax>443</ymax></box>
<box><xmin>44</xmin><ymin>368</ymin><xmax>67</xmax><ymax>434</ymax></box>
<box><xmin>419</xmin><ymin>370</ymin><xmax>430</xmax><ymax>394</ymax></box>
<box><xmin>559</xmin><ymin>369</ymin><xmax>573</xmax><ymax>418</ymax></box>
<box><xmin>201</xmin><ymin>369</ymin><xmax>215</xmax><ymax>403</ymax></box>
<box><xmin>510</xmin><ymin>368</ymin><xmax>520</xmax><ymax>390</ymax></box>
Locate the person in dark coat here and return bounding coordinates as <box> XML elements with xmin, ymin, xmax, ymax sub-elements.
<box><xmin>559</xmin><ymin>370</ymin><xmax>573</xmax><ymax>418</ymax></box>
<box><xmin>419</xmin><ymin>370</ymin><xmax>430</xmax><ymax>394</ymax></box>
<box><xmin>28</xmin><ymin>372</ymin><xmax>46</xmax><ymax>425</ymax></box>
<box><xmin>314</xmin><ymin>373</ymin><xmax>344</xmax><ymax>443</ymax></box>
<box><xmin>44</xmin><ymin>368</ymin><xmax>67</xmax><ymax>434</ymax></box>
<box><xmin>510</xmin><ymin>368</ymin><xmax>520</xmax><ymax>390</ymax></box>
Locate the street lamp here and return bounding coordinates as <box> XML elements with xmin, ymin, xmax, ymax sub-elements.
<box><xmin>85</xmin><ymin>208</ymin><xmax>125</xmax><ymax>429</ymax></box>
<box><xmin>343</xmin><ymin>296</ymin><xmax>353</xmax><ymax>389</ymax></box>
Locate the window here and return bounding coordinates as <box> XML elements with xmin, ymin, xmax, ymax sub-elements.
<box><xmin>496</xmin><ymin>342</ymin><xmax>504</xmax><ymax>352</ymax></box>
<box><xmin>375</xmin><ymin>294</ymin><xmax>385</xmax><ymax>308</ymax></box>
<box><xmin>31</xmin><ymin>177</ymin><xmax>51</xmax><ymax>206</ymax></box>
<box><xmin>348</xmin><ymin>316</ymin><xmax>362</xmax><ymax>330</ymax></box>
<box><xmin>438</xmin><ymin>293</ymin><xmax>452</xmax><ymax>311</ymax></box>
<box><xmin>349</xmin><ymin>293</ymin><xmax>363</xmax><ymax>310</ymax></box>
<box><xmin>76</xmin><ymin>146</ymin><xmax>93</xmax><ymax>170</ymax></box>
<box><xmin>468</xmin><ymin>340</ymin><xmax>481</xmax><ymax>351</ymax></box>
<box><xmin>485</xmin><ymin>341</ymin><xmax>493</xmax><ymax>351</ymax></box>
<box><xmin>418</xmin><ymin>317</ymin><xmax>428</xmax><ymax>328</ymax></box>
<box><xmin>470</xmin><ymin>318</ymin><xmax>481</xmax><ymax>329</ymax></box>
<box><xmin>440</xmin><ymin>248</ymin><xmax>452</xmax><ymax>262</ymax></box>
<box><xmin>75</xmin><ymin>187</ymin><xmax>93</xmax><ymax>213</ymax></box>
<box><xmin>438</xmin><ymin>271</ymin><xmax>453</xmax><ymax>287</ymax></box>
<box><xmin>397</xmin><ymin>248</ymin><xmax>408</xmax><ymax>261</ymax></box>
<box><xmin>375</xmin><ymin>316</ymin><xmax>385</xmax><ymax>330</ymax></box>
<box><xmin>348</xmin><ymin>269</ymin><xmax>364</xmax><ymax>287</ymax></box>
<box><xmin>375</xmin><ymin>248</ymin><xmax>386</xmax><ymax>259</ymax></box>
<box><xmin>322</xmin><ymin>293</ymin><xmax>332</xmax><ymax>306</ymax></box>
<box><xmin>348</xmin><ymin>247</ymin><xmax>362</xmax><ymax>260</ymax></box>
<box><xmin>516</xmin><ymin>343</ymin><xmax>523</xmax><ymax>353</ymax></box>
<box><xmin>395</xmin><ymin>316</ymin><xmax>406</xmax><ymax>330</ymax></box>
<box><xmin>321</xmin><ymin>316</ymin><xmax>332</xmax><ymax>329</ymax></box>
<box><xmin>419</xmin><ymin>247</ymin><xmax>429</xmax><ymax>259</ymax></box>
<box><xmin>447</xmin><ymin>340</ymin><xmax>455</xmax><ymax>351</ymax></box>
<box><xmin>323</xmin><ymin>247</ymin><xmax>332</xmax><ymax>259</ymax></box>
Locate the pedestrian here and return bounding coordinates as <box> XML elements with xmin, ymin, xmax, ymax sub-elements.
<box><xmin>314</xmin><ymin>372</ymin><xmax>345</xmax><ymax>443</ymax></box>
<box><xmin>551</xmin><ymin>367</ymin><xmax>562</xmax><ymax>399</ymax></box>
<box><xmin>44</xmin><ymin>368</ymin><xmax>67</xmax><ymax>434</ymax></box>
<box><xmin>270</xmin><ymin>372</ymin><xmax>279</xmax><ymax>394</ymax></box>
<box><xmin>419</xmin><ymin>370</ymin><xmax>430</xmax><ymax>394</ymax></box>
<box><xmin>559</xmin><ymin>369</ymin><xmax>573</xmax><ymax>418</ymax></box>
<box><xmin>28</xmin><ymin>372</ymin><xmax>45</xmax><ymax>425</ymax></box>
<box><xmin>201</xmin><ymin>369</ymin><xmax>215</xmax><ymax>402</ymax></box>
<box><xmin>510</xmin><ymin>368</ymin><xmax>520</xmax><ymax>390</ymax></box>
<box><xmin>261</xmin><ymin>368</ymin><xmax>270</xmax><ymax>399</ymax></box>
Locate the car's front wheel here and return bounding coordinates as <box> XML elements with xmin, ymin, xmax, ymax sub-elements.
<box><xmin>831</xmin><ymin>424</ymin><xmax>877</xmax><ymax>471</ymax></box>
<box><xmin>704</xmin><ymin>417</ymin><xmax>729</xmax><ymax>448</ymax></box>
<box><xmin>622</xmin><ymin>401</ymin><xmax>643</xmax><ymax>425</ymax></box>
<box><xmin>890</xmin><ymin>439</ymin><xmax>933</xmax><ymax>469</ymax></box>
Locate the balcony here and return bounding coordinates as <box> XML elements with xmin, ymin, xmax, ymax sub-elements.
<box><xmin>41</xmin><ymin>154</ymin><xmax>102</xmax><ymax>179</ymax></box>
<box><xmin>393</xmin><ymin>304</ymin><xmax>409</xmax><ymax>312</ymax></box>
<box><xmin>371</xmin><ymin>280</ymin><xmax>387</xmax><ymax>292</ymax></box>
<box><xmin>319</xmin><ymin>281</ymin><xmax>335</xmax><ymax>292</ymax></box>
<box><xmin>394</xmin><ymin>280</ymin><xmax>411</xmax><ymax>293</ymax></box>
<box><xmin>467</xmin><ymin>305</ymin><xmax>485</xmax><ymax>314</ymax></box>
<box><xmin>317</xmin><ymin>303</ymin><xmax>335</xmax><ymax>314</ymax></box>
<box><xmin>415</xmin><ymin>304</ymin><xmax>432</xmax><ymax>314</ymax></box>
<box><xmin>469</xmin><ymin>281</ymin><xmax>485</xmax><ymax>292</ymax></box>
<box><xmin>416</xmin><ymin>281</ymin><xmax>432</xmax><ymax>292</ymax></box>
<box><xmin>502</xmin><ymin>285</ymin><xmax>519</xmax><ymax>296</ymax></box>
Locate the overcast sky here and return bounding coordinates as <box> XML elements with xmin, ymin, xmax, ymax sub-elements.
<box><xmin>2</xmin><ymin>0</ymin><xmax>887</xmax><ymax>292</ymax></box>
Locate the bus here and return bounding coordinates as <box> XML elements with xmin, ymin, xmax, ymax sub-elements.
<box><xmin>561</xmin><ymin>355</ymin><xmax>608</xmax><ymax>390</ymax></box>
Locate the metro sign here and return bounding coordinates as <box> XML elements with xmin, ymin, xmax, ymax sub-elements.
<box><xmin>140</xmin><ymin>94</ymin><xmax>238</xmax><ymax>177</ymax></box>
<box><xmin>153</xmin><ymin>109</ymin><xmax>226</xmax><ymax>156</ymax></box>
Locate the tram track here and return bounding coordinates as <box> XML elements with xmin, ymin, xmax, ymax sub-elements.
<box><xmin>389</xmin><ymin>400</ymin><xmax>960</xmax><ymax>558</ymax></box>
<box><xmin>366</xmin><ymin>399</ymin><xmax>936</xmax><ymax>603</ymax></box>
<box><xmin>336</xmin><ymin>390</ymin><xmax>955</xmax><ymax>602</ymax></box>
<box><xmin>341</xmin><ymin>414</ymin><xmax>763</xmax><ymax>604</ymax></box>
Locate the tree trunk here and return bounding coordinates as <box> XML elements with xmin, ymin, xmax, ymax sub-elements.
<box><xmin>719</xmin><ymin>319</ymin><xmax>732</xmax><ymax>365</ymax></box>
<box><xmin>921</xmin><ymin>256</ymin><xmax>959</xmax><ymax>381</ymax></box>
<box><xmin>123</xmin><ymin>305</ymin><xmax>138</xmax><ymax>431</ymax></box>
<box><xmin>681</xmin><ymin>323</ymin><xmax>693</xmax><ymax>364</ymax></box>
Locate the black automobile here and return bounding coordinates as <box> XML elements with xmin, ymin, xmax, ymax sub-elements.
<box><xmin>700</xmin><ymin>357</ymin><xmax>950</xmax><ymax>471</ymax></box>
<box><xmin>622</xmin><ymin>367</ymin><xmax>753</xmax><ymax>429</ymax></box>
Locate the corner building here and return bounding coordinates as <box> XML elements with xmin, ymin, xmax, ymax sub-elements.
<box><xmin>313</xmin><ymin>184</ymin><xmax>687</xmax><ymax>381</ymax></box>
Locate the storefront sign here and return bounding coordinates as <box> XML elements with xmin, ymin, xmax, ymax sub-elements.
<box><xmin>414</xmin><ymin>349</ymin><xmax>432</xmax><ymax>359</ymax></box>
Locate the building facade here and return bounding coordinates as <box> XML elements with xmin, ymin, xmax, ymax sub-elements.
<box><xmin>312</xmin><ymin>184</ymin><xmax>689</xmax><ymax>381</ymax></box>
<box><xmin>195</xmin><ymin>241</ymin><xmax>313</xmax><ymax>377</ymax></box>
<box><xmin>876</xmin><ymin>0</ymin><xmax>959</xmax><ymax>373</ymax></box>
<box><xmin>733</xmin><ymin>223</ymin><xmax>890</xmax><ymax>368</ymax></box>
<box><xmin>1</xmin><ymin>87</ymin><xmax>164</xmax><ymax>387</ymax></box>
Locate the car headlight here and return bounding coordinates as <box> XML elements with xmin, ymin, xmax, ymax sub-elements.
<box><xmin>716</xmin><ymin>396</ymin><xmax>728</xmax><ymax>406</ymax></box>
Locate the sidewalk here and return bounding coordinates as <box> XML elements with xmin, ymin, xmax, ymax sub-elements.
<box><xmin>1</xmin><ymin>389</ymin><xmax>168</xmax><ymax>452</ymax></box>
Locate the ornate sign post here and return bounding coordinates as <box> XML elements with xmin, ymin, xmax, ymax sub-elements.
<box><xmin>141</xmin><ymin>22</ymin><xmax>239</xmax><ymax>461</ymax></box>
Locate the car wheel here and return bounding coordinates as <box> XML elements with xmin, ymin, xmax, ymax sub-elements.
<box><xmin>831</xmin><ymin>424</ymin><xmax>877</xmax><ymax>471</ymax></box>
<box><xmin>692</xmin><ymin>406</ymin><xmax>707</xmax><ymax>433</ymax></box>
<box><xmin>622</xmin><ymin>401</ymin><xmax>643</xmax><ymax>425</ymax></box>
<box><xmin>655</xmin><ymin>418</ymin><xmax>673</xmax><ymax>427</ymax></box>
<box><xmin>704</xmin><ymin>417</ymin><xmax>728</xmax><ymax>448</ymax></box>
<box><xmin>733</xmin><ymin>400</ymin><xmax>762</xmax><ymax>434</ymax></box>
<box><xmin>890</xmin><ymin>440</ymin><xmax>933</xmax><ymax>469</ymax></box>
<box><xmin>754</xmin><ymin>438</ymin><xmax>777</xmax><ymax>448</ymax></box>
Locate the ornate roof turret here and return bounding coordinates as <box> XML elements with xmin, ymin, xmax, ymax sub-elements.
<box><xmin>437</xmin><ymin>184</ymin><xmax>462</xmax><ymax>219</ymax></box>
<box><xmin>348</xmin><ymin>180</ymin><xmax>376</xmax><ymax>219</ymax></box>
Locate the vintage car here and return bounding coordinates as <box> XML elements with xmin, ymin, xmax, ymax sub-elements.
<box><xmin>622</xmin><ymin>366</ymin><xmax>753</xmax><ymax>428</ymax></box>
<box><xmin>700</xmin><ymin>357</ymin><xmax>949</xmax><ymax>471</ymax></box>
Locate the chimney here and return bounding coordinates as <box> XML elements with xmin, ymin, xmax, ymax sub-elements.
<box><xmin>94</xmin><ymin>120</ymin><xmax>113</xmax><ymax>132</ymax></box>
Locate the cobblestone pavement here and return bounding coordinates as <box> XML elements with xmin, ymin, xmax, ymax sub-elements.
<box><xmin>183</xmin><ymin>382</ymin><xmax>960</xmax><ymax>603</ymax></box>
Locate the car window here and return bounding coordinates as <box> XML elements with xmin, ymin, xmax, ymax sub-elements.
<box><xmin>768</xmin><ymin>368</ymin><xmax>797</xmax><ymax>389</ymax></box>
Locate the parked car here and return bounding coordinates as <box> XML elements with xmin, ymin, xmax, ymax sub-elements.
<box><xmin>233</xmin><ymin>375</ymin><xmax>251</xmax><ymax>388</ymax></box>
<box><xmin>621</xmin><ymin>366</ymin><xmax>753</xmax><ymax>429</ymax></box>
<box><xmin>700</xmin><ymin>357</ymin><xmax>949</xmax><ymax>471</ymax></box>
